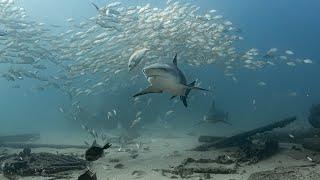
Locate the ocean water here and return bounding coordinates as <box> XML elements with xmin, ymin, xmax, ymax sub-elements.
<box><xmin>0</xmin><ymin>0</ymin><xmax>320</xmax><ymax>179</ymax></box>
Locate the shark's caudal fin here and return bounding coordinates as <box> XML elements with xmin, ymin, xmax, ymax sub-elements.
<box><xmin>133</xmin><ymin>86</ymin><xmax>162</xmax><ymax>97</ymax></box>
<box><xmin>180</xmin><ymin>81</ymin><xmax>211</xmax><ymax>107</ymax></box>
<box><xmin>179</xmin><ymin>81</ymin><xmax>196</xmax><ymax>107</ymax></box>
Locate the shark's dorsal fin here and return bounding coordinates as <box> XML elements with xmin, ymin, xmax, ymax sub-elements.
<box><xmin>173</xmin><ymin>53</ymin><xmax>178</xmax><ymax>66</ymax></box>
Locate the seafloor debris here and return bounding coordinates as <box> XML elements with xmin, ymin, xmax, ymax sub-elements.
<box><xmin>199</xmin><ymin>128</ymin><xmax>320</xmax><ymax>144</ymax></box>
<box><xmin>194</xmin><ymin>116</ymin><xmax>296</xmax><ymax>151</ymax></box>
<box><xmin>78</xmin><ymin>169</ymin><xmax>97</xmax><ymax>180</ymax></box>
<box><xmin>302</xmin><ymin>138</ymin><xmax>320</xmax><ymax>152</ymax></box>
<box><xmin>235</xmin><ymin>139</ymin><xmax>279</xmax><ymax>164</ymax></box>
<box><xmin>132</xmin><ymin>170</ymin><xmax>147</xmax><ymax>178</ymax></box>
<box><xmin>0</xmin><ymin>148</ymin><xmax>87</xmax><ymax>179</ymax></box>
<box><xmin>309</xmin><ymin>104</ymin><xmax>320</xmax><ymax>128</ymax></box>
<box><xmin>247</xmin><ymin>165</ymin><xmax>320</xmax><ymax>180</ymax></box>
<box><xmin>153</xmin><ymin>157</ymin><xmax>237</xmax><ymax>178</ymax></box>
<box><xmin>114</xmin><ymin>163</ymin><xmax>124</xmax><ymax>169</ymax></box>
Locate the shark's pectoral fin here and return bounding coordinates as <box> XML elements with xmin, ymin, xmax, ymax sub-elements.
<box><xmin>180</xmin><ymin>96</ymin><xmax>188</xmax><ymax>107</ymax></box>
<box><xmin>133</xmin><ymin>86</ymin><xmax>162</xmax><ymax>97</ymax></box>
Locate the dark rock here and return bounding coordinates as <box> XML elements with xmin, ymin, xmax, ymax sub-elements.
<box><xmin>114</xmin><ymin>163</ymin><xmax>124</xmax><ymax>169</ymax></box>
<box><xmin>237</xmin><ymin>139</ymin><xmax>279</xmax><ymax>164</ymax></box>
<box><xmin>130</xmin><ymin>154</ymin><xmax>139</xmax><ymax>159</ymax></box>
<box><xmin>302</xmin><ymin>138</ymin><xmax>320</xmax><ymax>152</ymax></box>
<box><xmin>0</xmin><ymin>152</ymin><xmax>87</xmax><ymax>178</ymax></box>
<box><xmin>78</xmin><ymin>170</ymin><xmax>97</xmax><ymax>180</ymax></box>
<box><xmin>309</xmin><ymin>104</ymin><xmax>320</xmax><ymax>128</ymax></box>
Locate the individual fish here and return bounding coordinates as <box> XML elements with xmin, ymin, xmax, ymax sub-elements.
<box><xmin>288</xmin><ymin>91</ymin><xmax>297</xmax><ymax>97</ymax></box>
<box><xmin>303</xmin><ymin>59</ymin><xmax>312</xmax><ymax>64</ymax></box>
<box><xmin>257</xmin><ymin>81</ymin><xmax>267</xmax><ymax>87</ymax></box>
<box><xmin>285</xmin><ymin>50</ymin><xmax>294</xmax><ymax>55</ymax></box>
<box><xmin>306</xmin><ymin>156</ymin><xmax>313</xmax><ymax>162</ymax></box>
<box><xmin>136</xmin><ymin>111</ymin><xmax>142</xmax><ymax>117</ymax></box>
<box><xmin>263</xmin><ymin>48</ymin><xmax>277</xmax><ymax>58</ymax></box>
<box><xmin>165</xmin><ymin>110</ymin><xmax>174</xmax><ymax>116</ymax></box>
<box><xmin>288</xmin><ymin>134</ymin><xmax>294</xmax><ymax>139</ymax></box>
<box><xmin>85</xmin><ymin>140</ymin><xmax>112</xmax><ymax>161</ymax></box>
<box><xmin>133</xmin><ymin>54</ymin><xmax>210</xmax><ymax>107</ymax></box>
<box><xmin>130</xmin><ymin>117</ymin><xmax>141</xmax><ymax>128</ymax></box>
<box><xmin>128</xmin><ymin>48</ymin><xmax>150</xmax><ymax>71</ymax></box>
<box><xmin>58</xmin><ymin>107</ymin><xmax>65</xmax><ymax>113</ymax></box>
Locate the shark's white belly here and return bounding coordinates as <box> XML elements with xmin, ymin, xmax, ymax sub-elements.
<box><xmin>148</xmin><ymin>76</ymin><xmax>186</xmax><ymax>96</ymax></box>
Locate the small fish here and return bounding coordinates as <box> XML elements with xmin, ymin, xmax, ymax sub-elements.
<box><xmin>85</xmin><ymin>140</ymin><xmax>112</xmax><ymax>161</ymax></box>
<box><xmin>136</xmin><ymin>143</ymin><xmax>140</xmax><ymax>149</ymax></box>
<box><xmin>288</xmin><ymin>134</ymin><xmax>294</xmax><ymax>139</ymax></box>
<box><xmin>165</xmin><ymin>110</ymin><xmax>174</xmax><ymax>116</ymax></box>
<box><xmin>252</xmin><ymin>99</ymin><xmax>256</xmax><ymax>105</ymax></box>
<box><xmin>136</xmin><ymin>111</ymin><xmax>142</xmax><ymax>117</ymax></box>
<box><xmin>81</xmin><ymin>124</ymin><xmax>87</xmax><ymax>130</ymax></box>
<box><xmin>286</xmin><ymin>62</ymin><xmax>296</xmax><ymax>66</ymax></box>
<box><xmin>257</xmin><ymin>81</ymin><xmax>267</xmax><ymax>86</ymax></box>
<box><xmin>288</xmin><ymin>92</ymin><xmax>297</xmax><ymax>97</ymax></box>
<box><xmin>303</xmin><ymin>59</ymin><xmax>312</xmax><ymax>64</ymax></box>
<box><xmin>113</xmin><ymin>109</ymin><xmax>117</xmax><ymax>116</ymax></box>
<box><xmin>285</xmin><ymin>50</ymin><xmax>294</xmax><ymax>55</ymax></box>
<box><xmin>130</xmin><ymin>117</ymin><xmax>141</xmax><ymax>128</ymax></box>
<box><xmin>58</xmin><ymin>107</ymin><xmax>64</xmax><ymax>113</ymax></box>
<box><xmin>128</xmin><ymin>48</ymin><xmax>150</xmax><ymax>71</ymax></box>
<box><xmin>306</xmin><ymin>156</ymin><xmax>313</xmax><ymax>162</ymax></box>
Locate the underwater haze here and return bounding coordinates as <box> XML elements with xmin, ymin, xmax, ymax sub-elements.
<box><xmin>0</xmin><ymin>0</ymin><xmax>320</xmax><ymax>179</ymax></box>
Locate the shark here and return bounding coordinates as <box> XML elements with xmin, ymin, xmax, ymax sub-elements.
<box><xmin>194</xmin><ymin>99</ymin><xmax>231</xmax><ymax>126</ymax></box>
<box><xmin>133</xmin><ymin>53</ymin><xmax>209</xmax><ymax>107</ymax></box>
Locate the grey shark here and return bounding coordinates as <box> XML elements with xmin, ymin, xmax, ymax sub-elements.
<box><xmin>195</xmin><ymin>99</ymin><xmax>231</xmax><ymax>126</ymax></box>
<box><xmin>133</xmin><ymin>53</ymin><xmax>209</xmax><ymax>107</ymax></box>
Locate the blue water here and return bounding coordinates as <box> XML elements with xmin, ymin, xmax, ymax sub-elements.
<box><xmin>1</xmin><ymin>0</ymin><xmax>320</xmax><ymax>138</ymax></box>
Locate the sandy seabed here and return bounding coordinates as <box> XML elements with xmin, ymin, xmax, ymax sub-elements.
<box><xmin>1</xmin><ymin>131</ymin><xmax>320</xmax><ymax>180</ymax></box>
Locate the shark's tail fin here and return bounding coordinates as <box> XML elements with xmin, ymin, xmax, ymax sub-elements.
<box><xmin>180</xmin><ymin>81</ymin><xmax>211</xmax><ymax>108</ymax></box>
<box><xmin>180</xmin><ymin>81</ymin><xmax>196</xmax><ymax>107</ymax></box>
